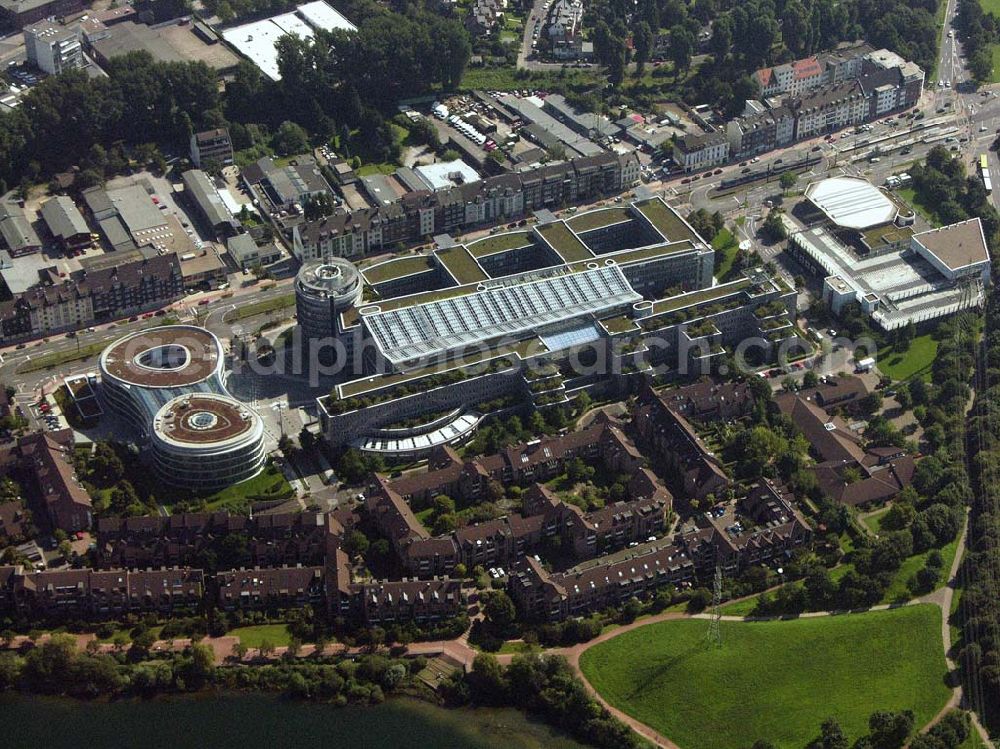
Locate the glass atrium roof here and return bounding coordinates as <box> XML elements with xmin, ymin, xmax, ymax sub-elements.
<box><xmin>364</xmin><ymin>265</ymin><xmax>641</xmax><ymax>365</ymax></box>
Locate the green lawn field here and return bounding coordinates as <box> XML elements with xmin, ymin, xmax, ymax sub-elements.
<box><xmin>712</xmin><ymin>228</ymin><xmax>740</xmax><ymax>282</ymax></box>
<box><xmin>861</xmin><ymin>506</ymin><xmax>892</xmax><ymax>535</ymax></box>
<box><xmin>228</xmin><ymin>623</ymin><xmax>293</xmax><ymax>648</ymax></box>
<box><xmin>877</xmin><ymin>333</ymin><xmax>939</xmax><ymax>381</ymax></box>
<box><xmin>984</xmin><ymin>0</ymin><xmax>1000</xmax><ymax>20</ymax></box>
<box><xmin>896</xmin><ymin>187</ymin><xmax>941</xmax><ymax>227</ymax></box>
<box><xmin>579</xmin><ymin>605</ymin><xmax>950</xmax><ymax>749</ymax></box>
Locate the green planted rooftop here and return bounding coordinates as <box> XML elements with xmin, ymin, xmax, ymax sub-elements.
<box><xmin>536</xmin><ymin>221</ymin><xmax>594</xmax><ymax>263</ymax></box>
<box><xmin>568</xmin><ymin>206</ymin><xmax>632</xmax><ymax>233</ymax></box>
<box><xmin>606</xmin><ymin>240</ymin><xmax>696</xmax><ymax>265</ymax></box>
<box><xmin>861</xmin><ymin>223</ymin><xmax>914</xmax><ymax>249</ymax></box>
<box><xmin>336</xmin><ymin>336</ymin><xmax>547</xmax><ymax>399</ymax></box>
<box><xmin>436</xmin><ymin>245</ymin><xmax>488</xmax><ymax>284</ymax></box>
<box><xmin>362</xmin><ymin>254</ymin><xmax>437</xmax><ymax>284</ymax></box>
<box><xmin>635</xmin><ymin>198</ymin><xmax>697</xmax><ymax>244</ymax></box>
<box><xmin>466</xmin><ymin>231</ymin><xmax>534</xmax><ymax>257</ymax></box>
<box><xmin>600</xmin><ymin>314</ymin><xmax>639</xmax><ymax>334</ymax></box>
<box><xmin>650</xmin><ymin>278</ymin><xmax>752</xmax><ymax>316</ymax></box>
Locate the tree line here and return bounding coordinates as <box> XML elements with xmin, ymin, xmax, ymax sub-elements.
<box><xmin>959</xmin><ymin>269</ymin><xmax>1000</xmax><ymax>729</ymax></box>
<box><xmin>449</xmin><ymin>652</ymin><xmax>640</xmax><ymax>749</ymax></box>
<box><xmin>585</xmin><ymin>0</ymin><xmax>941</xmax><ymax>117</ymax></box>
<box><xmin>0</xmin><ymin>0</ymin><xmax>470</xmax><ymax>196</ymax></box>
<box><xmin>956</xmin><ymin>0</ymin><xmax>1000</xmax><ymax>83</ymax></box>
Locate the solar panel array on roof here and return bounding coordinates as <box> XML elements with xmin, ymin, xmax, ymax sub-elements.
<box><xmin>365</xmin><ymin>266</ymin><xmax>641</xmax><ymax>364</ymax></box>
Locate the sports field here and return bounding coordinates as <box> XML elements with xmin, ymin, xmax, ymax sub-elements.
<box><xmin>579</xmin><ymin>605</ymin><xmax>950</xmax><ymax>749</ymax></box>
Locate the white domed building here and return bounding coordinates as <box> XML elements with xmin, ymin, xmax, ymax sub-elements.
<box><xmin>99</xmin><ymin>325</ymin><xmax>266</xmax><ymax>490</ymax></box>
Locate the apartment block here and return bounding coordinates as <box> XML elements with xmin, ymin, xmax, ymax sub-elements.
<box><xmin>190</xmin><ymin>128</ymin><xmax>234</xmax><ymax>169</ymax></box>
<box><xmin>24</xmin><ymin>20</ymin><xmax>82</xmax><ymax>75</ymax></box>
<box><xmin>672</xmin><ymin>131</ymin><xmax>730</xmax><ymax>172</ymax></box>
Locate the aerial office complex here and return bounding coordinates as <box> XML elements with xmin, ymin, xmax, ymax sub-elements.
<box><xmin>789</xmin><ymin>176</ymin><xmax>991</xmax><ymax>329</ymax></box>
<box><xmin>312</xmin><ymin>197</ymin><xmax>799</xmax><ymax>457</ymax></box>
<box><xmin>99</xmin><ymin>326</ymin><xmax>266</xmax><ymax>490</ymax></box>
<box><xmin>294</xmin><ymin>259</ymin><xmax>364</xmax><ymax>366</ymax></box>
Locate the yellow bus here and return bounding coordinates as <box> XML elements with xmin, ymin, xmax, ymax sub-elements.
<box><xmin>980</xmin><ymin>154</ymin><xmax>989</xmax><ymax>173</ymax></box>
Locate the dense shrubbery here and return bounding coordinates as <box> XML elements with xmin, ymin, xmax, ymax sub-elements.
<box><xmin>447</xmin><ymin>653</ymin><xmax>639</xmax><ymax>749</ymax></box>
<box><xmin>0</xmin><ymin>633</ymin><xmax>423</xmax><ymax>706</ymax></box>
<box><xmin>910</xmin><ymin>147</ymin><xmax>1000</xmax><ymax>237</ymax></box>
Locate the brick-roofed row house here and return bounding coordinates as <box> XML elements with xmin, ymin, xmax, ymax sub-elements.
<box><xmin>365</xmin><ymin>419</ymin><xmax>672</xmax><ymax>578</ymax></box>
<box><xmin>0</xmin><ymin>565</ymin><xmax>205</xmax><ymax>618</ymax></box>
<box><xmin>509</xmin><ymin>480</ymin><xmax>812</xmax><ymax>621</ymax></box>
<box><xmin>509</xmin><ymin>543</ymin><xmax>695</xmax><ymax>621</ymax></box>
<box><xmin>631</xmin><ymin>386</ymin><xmax>740</xmax><ymax>500</ymax></box>
<box><xmin>95</xmin><ymin>510</ymin><xmax>342</xmax><ymax>570</ymax></box>
<box><xmin>18</xmin><ymin>429</ymin><xmax>92</xmax><ymax>534</ymax></box>
<box><xmin>774</xmin><ymin>390</ymin><xmax>916</xmax><ymax>507</ymax></box>
<box><xmin>1</xmin><ymin>505</ymin><xmax>465</xmax><ymax>626</ymax></box>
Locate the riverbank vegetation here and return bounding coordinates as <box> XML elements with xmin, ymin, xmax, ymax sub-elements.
<box><xmin>446</xmin><ymin>652</ymin><xmax>641</xmax><ymax>749</ymax></box>
<box><xmin>0</xmin><ymin>633</ymin><xmax>429</xmax><ymax>707</ymax></box>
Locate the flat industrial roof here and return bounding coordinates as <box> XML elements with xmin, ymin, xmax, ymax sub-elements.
<box><xmin>805</xmin><ymin>176</ymin><xmax>897</xmax><ymax>230</ymax></box>
<box><xmin>40</xmin><ymin>196</ymin><xmax>89</xmax><ymax>240</ymax></box>
<box><xmin>221</xmin><ymin>1</ymin><xmax>355</xmax><ymax>81</ymax></box>
<box><xmin>107</xmin><ymin>184</ymin><xmax>166</xmax><ymax>236</ymax></box>
<box><xmin>413</xmin><ymin>159</ymin><xmax>480</xmax><ymax>191</ymax></box>
<box><xmin>100</xmin><ymin>326</ymin><xmax>223</xmax><ymax>389</ymax></box>
<box><xmin>913</xmin><ymin>218</ymin><xmax>990</xmax><ymax>271</ymax></box>
<box><xmin>222</xmin><ymin>14</ymin><xmax>312</xmax><ymax>81</ymax></box>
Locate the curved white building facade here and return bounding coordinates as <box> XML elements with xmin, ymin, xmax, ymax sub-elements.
<box><xmin>99</xmin><ymin>325</ymin><xmax>266</xmax><ymax>490</ymax></box>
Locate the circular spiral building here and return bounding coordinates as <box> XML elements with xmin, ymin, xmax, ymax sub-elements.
<box><xmin>99</xmin><ymin>325</ymin><xmax>266</xmax><ymax>490</ymax></box>
<box><xmin>295</xmin><ymin>259</ymin><xmax>363</xmax><ymax>366</ymax></box>
<box><xmin>151</xmin><ymin>394</ymin><xmax>265</xmax><ymax>490</ymax></box>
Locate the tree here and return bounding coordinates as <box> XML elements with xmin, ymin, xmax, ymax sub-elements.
<box><xmin>969</xmin><ymin>48</ymin><xmax>993</xmax><ymax>82</ymax></box>
<box><xmin>344</xmin><ymin>529</ymin><xmax>370</xmax><ymax>558</ymax></box>
<box><xmin>710</xmin><ymin>14</ymin><xmax>733</xmax><ymax>62</ymax></box>
<box><xmin>633</xmin><ymin>21</ymin><xmax>654</xmax><ymax>73</ymax></box>
<box><xmin>432</xmin><ymin>513</ymin><xmax>458</xmax><ymax>535</ymax></box>
<box><xmin>620</xmin><ymin>596</ymin><xmax>642</xmax><ymax>623</ymax></box>
<box><xmin>272</xmin><ymin>120</ymin><xmax>309</xmax><ymax>156</ymax></box>
<box><xmin>779</xmin><ymin>172</ymin><xmax>798</xmax><ymax>192</ymax></box>
<box><xmin>687</xmin><ymin>587</ymin><xmax>713</xmax><ymax>612</ymax></box>
<box><xmin>483</xmin><ymin>590</ymin><xmax>517</xmax><ymax>631</ymax></box>
<box><xmin>127</xmin><ymin>629</ymin><xmax>157</xmax><ymax>662</ymax></box>
<box><xmin>468</xmin><ymin>653</ymin><xmax>507</xmax><ymax>704</ymax></box>
<box><xmin>865</xmin><ymin>709</ymin><xmax>914</xmax><ymax>749</ymax></box>
<box><xmin>761</xmin><ymin>211</ymin><xmax>787</xmax><ymax>241</ymax></box>
<box><xmin>432</xmin><ymin>495</ymin><xmax>456</xmax><ymax>517</ymax></box>
<box><xmin>668</xmin><ymin>25</ymin><xmax>695</xmax><ymax>74</ymax></box>
<box><xmin>807</xmin><ymin>718</ymin><xmax>849</xmax><ymax>749</ymax></box>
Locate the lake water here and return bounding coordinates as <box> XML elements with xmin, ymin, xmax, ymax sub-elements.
<box><xmin>2</xmin><ymin>693</ymin><xmax>587</xmax><ymax>749</ymax></box>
